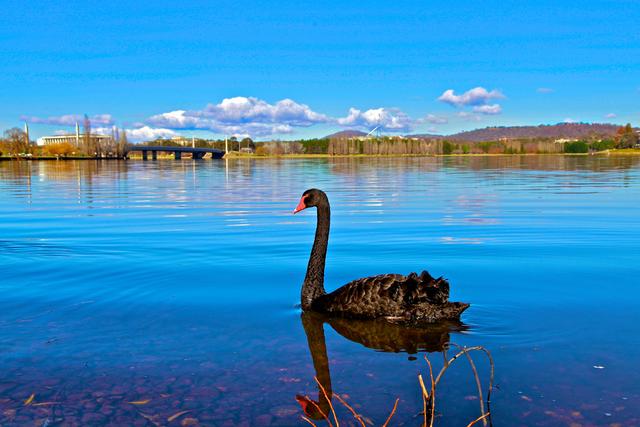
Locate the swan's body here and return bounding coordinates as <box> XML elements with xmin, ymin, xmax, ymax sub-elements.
<box><xmin>294</xmin><ymin>189</ymin><xmax>469</xmax><ymax>323</ymax></box>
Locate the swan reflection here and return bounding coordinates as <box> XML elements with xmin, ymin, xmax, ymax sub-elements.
<box><xmin>296</xmin><ymin>311</ymin><xmax>467</xmax><ymax>420</ymax></box>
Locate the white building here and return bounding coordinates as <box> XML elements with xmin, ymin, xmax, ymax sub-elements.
<box><xmin>37</xmin><ymin>122</ymin><xmax>113</xmax><ymax>147</ymax></box>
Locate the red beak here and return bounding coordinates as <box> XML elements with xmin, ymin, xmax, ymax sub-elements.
<box><xmin>293</xmin><ymin>195</ymin><xmax>308</xmax><ymax>214</ymax></box>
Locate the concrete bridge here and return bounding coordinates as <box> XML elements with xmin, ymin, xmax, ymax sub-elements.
<box><xmin>127</xmin><ymin>145</ymin><xmax>225</xmax><ymax>160</ymax></box>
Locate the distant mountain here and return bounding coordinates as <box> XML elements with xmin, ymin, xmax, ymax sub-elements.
<box><xmin>328</xmin><ymin>123</ymin><xmax>629</xmax><ymax>142</ymax></box>
<box><xmin>325</xmin><ymin>130</ymin><xmax>368</xmax><ymax>138</ymax></box>
<box><xmin>442</xmin><ymin>123</ymin><xmax>623</xmax><ymax>142</ymax></box>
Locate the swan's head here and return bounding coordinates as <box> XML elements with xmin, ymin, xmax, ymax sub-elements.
<box><xmin>293</xmin><ymin>188</ymin><xmax>325</xmax><ymax>214</ymax></box>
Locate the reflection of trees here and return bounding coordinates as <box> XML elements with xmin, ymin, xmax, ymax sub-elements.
<box><xmin>325</xmin><ymin>155</ymin><xmax>640</xmax><ymax>176</ymax></box>
<box><xmin>441</xmin><ymin>154</ymin><xmax>640</xmax><ymax>172</ymax></box>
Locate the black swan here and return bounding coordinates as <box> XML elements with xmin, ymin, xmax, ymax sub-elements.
<box><xmin>293</xmin><ymin>188</ymin><xmax>469</xmax><ymax>323</ymax></box>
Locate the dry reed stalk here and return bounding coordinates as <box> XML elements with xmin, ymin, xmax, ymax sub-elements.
<box><xmin>306</xmin><ymin>398</ymin><xmax>333</xmax><ymax>427</ymax></box>
<box><xmin>424</xmin><ymin>356</ymin><xmax>436</xmax><ymax>427</ymax></box>
<box><xmin>381</xmin><ymin>398</ymin><xmax>399</xmax><ymax>427</ymax></box>
<box><xmin>301</xmin><ymin>416</ymin><xmax>318</xmax><ymax>426</ymax></box>
<box><xmin>452</xmin><ymin>344</ymin><xmax>488</xmax><ymax>426</ymax></box>
<box><xmin>418</xmin><ymin>374</ymin><xmax>428</xmax><ymax>426</ymax></box>
<box><xmin>428</xmin><ymin>346</ymin><xmax>495</xmax><ymax>426</ymax></box>
<box><xmin>315</xmin><ymin>377</ymin><xmax>340</xmax><ymax>427</ymax></box>
<box><xmin>466</xmin><ymin>412</ymin><xmax>491</xmax><ymax>427</ymax></box>
<box><xmin>333</xmin><ymin>393</ymin><xmax>366</xmax><ymax>427</ymax></box>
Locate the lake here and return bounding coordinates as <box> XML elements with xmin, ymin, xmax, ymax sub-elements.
<box><xmin>1</xmin><ymin>156</ymin><xmax>639</xmax><ymax>426</ymax></box>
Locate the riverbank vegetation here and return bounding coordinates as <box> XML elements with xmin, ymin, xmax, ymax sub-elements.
<box><xmin>2</xmin><ymin>122</ymin><xmax>638</xmax><ymax>159</ymax></box>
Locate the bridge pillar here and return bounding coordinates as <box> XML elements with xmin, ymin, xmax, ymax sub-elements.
<box><xmin>142</xmin><ymin>150</ymin><xmax>148</xmax><ymax>161</ymax></box>
<box><xmin>152</xmin><ymin>151</ymin><xmax>158</xmax><ymax>161</ymax></box>
<box><xmin>175</xmin><ymin>151</ymin><xmax>182</xmax><ymax>160</ymax></box>
<box><xmin>193</xmin><ymin>151</ymin><xmax>205</xmax><ymax>160</ymax></box>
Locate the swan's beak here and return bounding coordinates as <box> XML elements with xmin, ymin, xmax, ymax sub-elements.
<box><xmin>295</xmin><ymin>395</ymin><xmax>314</xmax><ymax>416</ymax></box>
<box><xmin>293</xmin><ymin>196</ymin><xmax>308</xmax><ymax>214</ymax></box>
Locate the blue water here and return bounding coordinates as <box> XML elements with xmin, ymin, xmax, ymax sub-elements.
<box><xmin>1</xmin><ymin>156</ymin><xmax>639</xmax><ymax>426</ymax></box>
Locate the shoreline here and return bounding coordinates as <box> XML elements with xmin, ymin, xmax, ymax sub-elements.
<box><xmin>2</xmin><ymin>149</ymin><xmax>639</xmax><ymax>161</ymax></box>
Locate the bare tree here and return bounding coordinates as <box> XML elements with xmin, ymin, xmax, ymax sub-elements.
<box><xmin>117</xmin><ymin>128</ymin><xmax>129</xmax><ymax>157</ymax></box>
<box><xmin>3</xmin><ymin>128</ymin><xmax>29</xmax><ymax>156</ymax></box>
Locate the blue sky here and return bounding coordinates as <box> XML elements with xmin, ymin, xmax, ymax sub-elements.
<box><xmin>1</xmin><ymin>0</ymin><xmax>638</xmax><ymax>141</ymax></box>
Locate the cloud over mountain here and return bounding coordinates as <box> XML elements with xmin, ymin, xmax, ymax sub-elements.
<box><xmin>337</xmin><ymin>107</ymin><xmax>413</xmax><ymax>132</ymax></box>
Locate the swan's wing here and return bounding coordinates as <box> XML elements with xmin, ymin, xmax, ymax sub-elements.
<box><xmin>316</xmin><ymin>271</ymin><xmax>452</xmax><ymax>319</ymax></box>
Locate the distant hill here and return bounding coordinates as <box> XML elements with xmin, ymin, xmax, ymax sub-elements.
<box><xmin>325</xmin><ymin>130</ymin><xmax>368</xmax><ymax>138</ymax></box>
<box><xmin>442</xmin><ymin>123</ymin><xmax>623</xmax><ymax>142</ymax></box>
<box><xmin>329</xmin><ymin>123</ymin><xmax>631</xmax><ymax>142</ymax></box>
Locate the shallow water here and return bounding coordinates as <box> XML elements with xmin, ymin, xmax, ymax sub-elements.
<box><xmin>1</xmin><ymin>156</ymin><xmax>639</xmax><ymax>426</ymax></box>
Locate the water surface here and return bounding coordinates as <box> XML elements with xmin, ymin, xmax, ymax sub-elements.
<box><xmin>1</xmin><ymin>156</ymin><xmax>639</xmax><ymax>426</ymax></box>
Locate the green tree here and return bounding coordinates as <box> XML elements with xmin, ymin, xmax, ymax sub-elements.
<box><xmin>564</xmin><ymin>140</ymin><xmax>589</xmax><ymax>153</ymax></box>
<box><xmin>240</xmin><ymin>137</ymin><xmax>255</xmax><ymax>150</ymax></box>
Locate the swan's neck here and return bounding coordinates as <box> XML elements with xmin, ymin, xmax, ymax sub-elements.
<box><xmin>301</xmin><ymin>313</ymin><xmax>332</xmax><ymax>416</ymax></box>
<box><xmin>301</xmin><ymin>200</ymin><xmax>329</xmax><ymax>309</ymax></box>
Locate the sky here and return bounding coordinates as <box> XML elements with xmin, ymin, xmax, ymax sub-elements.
<box><xmin>1</xmin><ymin>0</ymin><xmax>639</xmax><ymax>141</ymax></box>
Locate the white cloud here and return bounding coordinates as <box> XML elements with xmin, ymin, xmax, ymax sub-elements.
<box><xmin>563</xmin><ymin>118</ymin><xmax>576</xmax><ymax>123</ymax></box>
<box><xmin>472</xmin><ymin>104</ymin><xmax>502</xmax><ymax>115</ymax></box>
<box><xmin>147</xmin><ymin>97</ymin><xmax>328</xmax><ymax>137</ymax></box>
<box><xmin>420</xmin><ymin>114</ymin><xmax>448</xmax><ymax>124</ymax></box>
<box><xmin>536</xmin><ymin>87</ymin><xmax>554</xmax><ymax>94</ymax></box>
<box><xmin>94</xmin><ymin>126</ymin><xmax>178</xmax><ymax>142</ymax></box>
<box><xmin>605</xmin><ymin>113</ymin><xmax>617</xmax><ymax>119</ymax></box>
<box><xmin>337</xmin><ymin>107</ymin><xmax>413</xmax><ymax>132</ymax></box>
<box><xmin>437</xmin><ymin>87</ymin><xmax>504</xmax><ymax>107</ymax></box>
<box><xmin>22</xmin><ymin>114</ymin><xmax>114</xmax><ymax>126</ymax></box>
<box><xmin>123</xmin><ymin>126</ymin><xmax>178</xmax><ymax>141</ymax></box>
<box><xmin>200</xmin><ymin>97</ymin><xmax>328</xmax><ymax>126</ymax></box>
<box><xmin>147</xmin><ymin>110</ymin><xmax>196</xmax><ymax>129</ymax></box>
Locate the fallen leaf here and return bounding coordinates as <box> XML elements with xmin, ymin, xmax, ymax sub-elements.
<box><xmin>32</xmin><ymin>402</ymin><xmax>60</xmax><ymax>406</ymax></box>
<box><xmin>168</xmin><ymin>410</ymin><xmax>191</xmax><ymax>422</ymax></box>
<box><xmin>24</xmin><ymin>394</ymin><xmax>35</xmax><ymax>406</ymax></box>
<box><xmin>128</xmin><ymin>399</ymin><xmax>151</xmax><ymax>405</ymax></box>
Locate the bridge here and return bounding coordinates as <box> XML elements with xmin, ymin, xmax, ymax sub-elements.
<box><xmin>127</xmin><ymin>145</ymin><xmax>225</xmax><ymax>160</ymax></box>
